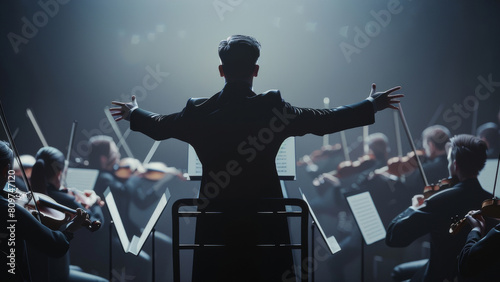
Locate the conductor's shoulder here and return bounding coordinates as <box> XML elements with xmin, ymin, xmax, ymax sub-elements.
<box><xmin>258</xmin><ymin>89</ymin><xmax>284</xmax><ymax>104</ymax></box>
<box><xmin>186</xmin><ymin>97</ymin><xmax>210</xmax><ymax>108</ymax></box>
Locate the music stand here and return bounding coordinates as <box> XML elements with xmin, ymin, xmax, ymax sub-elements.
<box><xmin>104</xmin><ymin>187</ymin><xmax>170</xmax><ymax>281</ymax></box>
<box><xmin>344</xmin><ymin>190</ymin><xmax>386</xmax><ymax>281</ymax></box>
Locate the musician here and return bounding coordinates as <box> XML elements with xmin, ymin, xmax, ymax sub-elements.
<box><xmin>316</xmin><ymin>133</ymin><xmax>392</xmax><ymax>281</ymax></box>
<box><xmin>87</xmin><ymin>135</ymin><xmax>125</xmax><ymax>200</ymax></box>
<box><xmin>73</xmin><ymin>135</ymin><xmax>151</xmax><ymax>280</ymax></box>
<box><xmin>457</xmin><ymin>211</ymin><xmax>499</xmax><ymax>279</ymax></box>
<box><xmin>28</xmin><ymin>146</ymin><xmax>107</xmax><ymax>281</ymax></box>
<box><xmin>0</xmin><ymin>141</ymin><xmax>87</xmax><ymax>282</ymax></box>
<box><xmin>406</xmin><ymin>125</ymin><xmax>451</xmax><ymax>189</ymax></box>
<box><xmin>476</xmin><ymin>122</ymin><xmax>500</xmax><ymax>159</ymax></box>
<box><xmin>386</xmin><ymin>134</ymin><xmax>491</xmax><ymax>281</ymax></box>
<box><xmin>30</xmin><ymin>147</ymin><xmax>104</xmax><ymax>223</ymax></box>
<box><xmin>111</xmin><ymin>34</ymin><xmax>403</xmax><ymax>281</ymax></box>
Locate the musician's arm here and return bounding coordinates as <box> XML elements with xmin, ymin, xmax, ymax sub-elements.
<box><xmin>458</xmin><ymin>223</ymin><xmax>500</xmax><ymax>277</ymax></box>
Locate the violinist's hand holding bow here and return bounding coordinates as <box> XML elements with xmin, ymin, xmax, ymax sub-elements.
<box><xmin>369</xmin><ymin>84</ymin><xmax>404</xmax><ymax>111</ymax></box>
<box><xmin>110</xmin><ymin>95</ymin><xmax>138</xmax><ymax>122</ymax></box>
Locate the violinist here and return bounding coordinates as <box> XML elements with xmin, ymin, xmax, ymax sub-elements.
<box><xmin>314</xmin><ymin>133</ymin><xmax>390</xmax><ymax>281</ymax></box>
<box><xmin>404</xmin><ymin>125</ymin><xmax>451</xmax><ymax>195</ymax></box>
<box><xmin>457</xmin><ymin>211</ymin><xmax>499</xmax><ymax>280</ymax></box>
<box><xmin>70</xmin><ymin>135</ymin><xmax>151</xmax><ymax>279</ymax></box>
<box><xmin>87</xmin><ymin>135</ymin><xmax>125</xmax><ymax>200</ymax></box>
<box><xmin>476</xmin><ymin>122</ymin><xmax>500</xmax><ymax>159</ymax></box>
<box><xmin>28</xmin><ymin>146</ymin><xmax>107</xmax><ymax>281</ymax></box>
<box><xmin>386</xmin><ymin>134</ymin><xmax>492</xmax><ymax>282</ymax></box>
<box><xmin>0</xmin><ymin>141</ymin><xmax>87</xmax><ymax>282</ymax></box>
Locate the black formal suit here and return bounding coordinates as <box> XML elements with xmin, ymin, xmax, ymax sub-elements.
<box><xmin>458</xmin><ymin>223</ymin><xmax>500</xmax><ymax>280</ymax></box>
<box><xmin>130</xmin><ymin>81</ymin><xmax>376</xmax><ymax>281</ymax></box>
<box><xmin>405</xmin><ymin>154</ymin><xmax>450</xmax><ymax>195</ymax></box>
<box><xmin>386</xmin><ymin>178</ymin><xmax>492</xmax><ymax>282</ymax></box>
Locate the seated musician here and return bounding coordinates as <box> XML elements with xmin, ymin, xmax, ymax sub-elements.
<box><xmin>476</xmin><ymin>122</ymin><xmax>500</xmax><ymax>159</ymax></box>
<box><xmin>385</xmin><ymin>134</ymin><xmax>492</xmax><ymax>281</ymax></box>
<box><xmin>0</xmin><ymin>141</ymin><xmax>87</xmax><ymax>282</ymax></box>
<box><xmin>403</xmin><ymin>125</ymin><xmax>451</xmax><ymax>195</ymax></box>
<box><xmin>29</xmin><ymin>146</ymin><xmax>107</xmax><ymax>281</ymax></box>
<box><xmin>457</xmin><ymin>210</ymin><xmax>499</xmax><ymax>279</ymax></box>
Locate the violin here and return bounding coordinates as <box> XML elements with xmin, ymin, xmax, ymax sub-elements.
<box><xmin>2</xmin><ymin>187</ymin><xmax>101</xmax><ymax>232</ymax></box>
<box><xmin>373</xmin><ymin>150</ymin><xmax>426</xmax><ymax>178</ymax></box>
<box><xmin>449</xmin><ymin>152</ymin><xmax>500</xmax><ymax>235</ymax></box>
<box><xmin>313</xmin><ymin>154</ymin><xmax>376</xmax><ymax>186</ymax></box>
<box><xmin>297</xmin><ymin>143</ymin><xmax>343</xmax><ymax>168</ymax></box>
<box><xmin>423</xmin><ymin>176</ymin><xmax>459</xmax><ymax>199</ymax></box>
<box><xmin>114</xmin><ymin>157</ymin><xmax>144</xmax><ymax>180</ymax></box>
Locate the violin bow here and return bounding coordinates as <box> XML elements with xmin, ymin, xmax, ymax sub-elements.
<box><xmin>60</xmin><ymin>120</ymin><xmax>78</xmax><ymax>188</ymax></box>
<box><xmin>397</xmin><ymin>103</ymin><xmax>429</xmax><ymax>187</ymax></box>
<box><xmin>0</xmin><ymin>101</ymin><xmax>42</xmax><ymax>221</ymax></box>
<box><xmin>323</xmin><ymin>97</ymin><xmax>330</xmax><ymax>147</ymax></box>
<box><xmin>26</xmin><ymin>108</ymin><xmax>49</xmax><ymax>147</ymax></box>
<box><xmin>393</xmin><ymin>111</ymin><xmax>405</xmax><ymax>182</ymax></box>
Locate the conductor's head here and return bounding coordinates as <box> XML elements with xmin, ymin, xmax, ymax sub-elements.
<box><xmin>218</xmin><ymin>35</ymin><xmax>261</xmax><ymax>83</ymax></box>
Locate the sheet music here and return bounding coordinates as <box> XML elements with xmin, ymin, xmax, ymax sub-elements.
<box><xmin>66</xmin><ymin>168</ymin><xmax>99</xmax><ymax>191</ymax></box>
<box><xmin>104</xmin><ymin>187</ymin><xmax>171</xmax><ymax>255</ymax></box>
<box><xmin>345</xmin><ymin>191</ymin><xmax>386</xmax><ymax>245</ymax></box>
<box><xmin>478</xmin><ymin>159</ymin><xmax>499</xmax><ymax>196</ymax></box>
<box><xmin>187</xmin><ymin>137</ymin><xmax>296</xmax><ymax>180</ymax></box>
<box><xmin>299</xmin><ymin>189</ymin><xmax>341</xmax><ymax>255</ymax></box>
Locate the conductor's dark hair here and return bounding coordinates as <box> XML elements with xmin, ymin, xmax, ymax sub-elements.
<box><xmin>31</xmin><ymin>146</ymin><xmax>65</xmax><ymax>193</ymax></box>
<box><xmin>218</xmin><ymin>35</ymin><xmax>261</xmax><ymax>78</ymax></box>
<box><xmin>449</xmin><ymin>134</ymin><xmax>487</xmax><ymax>177</ymax></box>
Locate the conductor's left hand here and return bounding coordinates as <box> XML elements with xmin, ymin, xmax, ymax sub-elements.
<box><xmin>110</xmin><ymin>95</ymin><xmax>138</xmax><ymax>121</ymax></box>
<box><xmin>369</xmin><ymin>84</ymin><xmax>404</xmax><ymax>111</ymax></box>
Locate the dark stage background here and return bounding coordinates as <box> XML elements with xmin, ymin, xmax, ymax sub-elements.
<box><xmin>1</xmin><ymin>0</ymin><xmax>499</xmax><ymax>281</ymax></box>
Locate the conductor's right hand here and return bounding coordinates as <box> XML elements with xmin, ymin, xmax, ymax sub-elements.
<box><xmin>369</xmin><ymin>84</ymin><xmax>404</xmax><ymax>112</ymax></box>
<box><xmin>110</xmin><ymin>95</ymin><xmax>138</xmax><ymax>121</ymax></box>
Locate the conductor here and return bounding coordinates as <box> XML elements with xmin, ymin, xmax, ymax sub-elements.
<box><xmin>111</xmin><ymin>34</ymin><xmax>403</xmax><ymax>282</ymax></box>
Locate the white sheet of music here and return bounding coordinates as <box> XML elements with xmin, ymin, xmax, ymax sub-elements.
<box><xmin>346</xmin><ymin>191</ymin><xmax>386</xmax><ymax>245</ymax></box>
<box><xmin>66</xmin><ymin>168</ymin><xmax>99</xmax><ymax>191</ymax></box>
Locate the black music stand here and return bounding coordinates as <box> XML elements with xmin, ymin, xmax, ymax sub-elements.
<box><xmin>172</xmin><ymin>198</ymin><xmax>309</xmax><ymax>282</ymax></box>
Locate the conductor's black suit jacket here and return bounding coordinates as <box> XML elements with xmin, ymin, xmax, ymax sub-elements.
<box><xmin>130</xmin><ymin>82</ymin><xmax>375</xmax><ymax>281</ymax></box>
